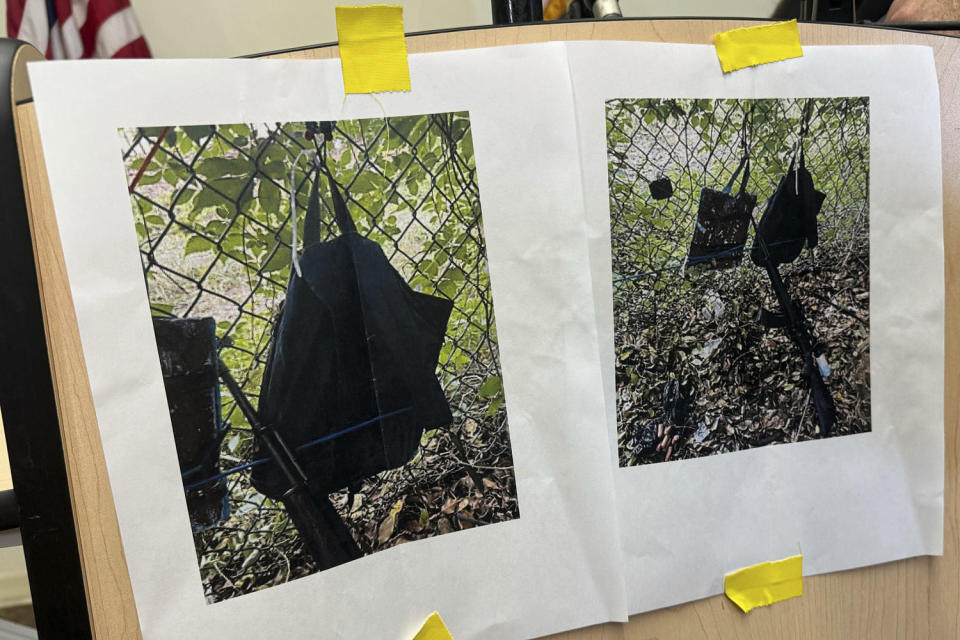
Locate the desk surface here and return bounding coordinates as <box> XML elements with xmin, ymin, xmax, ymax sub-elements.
<box><xmin>12</xmin><ymin>19</ymin><xmax>960</xmax><ymax>640</ymax></box>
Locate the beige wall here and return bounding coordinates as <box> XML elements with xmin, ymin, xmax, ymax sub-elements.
<box><xmin>0</xmin><ymin>412</ymin><xmax>26</xmax><ymax>610</ymax></box>
<box><xmin>131</xmin><ymin>0</ymin><xmax>778</xmax><ymax>58</ymax></box>
<box><xmin>0</xmin><ymin>0</ymin><xmax>780</xmax><ymax>57</ymax></box>
<box><xmin>131</xmin><ymin>0</ymin><xmax>493</xmax><ymax>58</ymax></box>
<box><xmin>0</xmin><ymin>1</ymin><xmax>782</xmax><ymax>57</ymax></box>
<box><xmin>0</xmin><ymin>547</ymin><xmax>29</xmax><ymax>609</ymax></box>
<box><xmin>620</xmin><ymin>0</ymin><xmax>779</xmax><ymax>18</ymax></box>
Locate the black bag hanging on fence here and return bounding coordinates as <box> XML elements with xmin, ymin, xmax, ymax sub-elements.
<box><xmin>686</xmin><ymin>151</ymin><xmax>757</xmax><ymax>271</ymax></box>
<box><xmin>747</xmin><ymin>102</ymin><xmax>836</xmax><ymax>437</ymax></box>
<box><xmin>250</xmin><ymin>142</ymin><xmax>454</xmax><ymax>500</ymax></box>
<box><xmin>648</xmin><ymin>175</ymin><xmax>673</xmax><ymax>201</ymax></box>
<box><xmin>749</xmin><ymin>143</ymin><xmax>825</xmax><ymax>268</ymax></box>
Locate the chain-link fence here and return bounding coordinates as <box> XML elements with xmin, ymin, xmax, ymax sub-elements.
<box><xmin>607</xmin><ymin>98</ymin><xmax>871</xmax><ymax>467</ymax></box>
<box><xmin>119</xmin><ymin>113</ymin><xmax>518</xmax><ymax>602</ymax></box>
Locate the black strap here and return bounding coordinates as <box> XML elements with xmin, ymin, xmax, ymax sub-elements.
<box><xmin>302</xmin><ymin>166</ymin><xmax>321</xmax><ymax>249</ymax></box>
<box><xmin>740</xmin><ymin>105</ymin><xmax>754</xmax><ymax>194</ymax></box>
<box><xmin>324</xmin><ymin>159</ymin><xmax>357</xmax><ymax>235</ymax></box>
<box><xmin>317</xmin><ymin>124</ymin><xmax>357</xmax><ymax>236</ymax></box>
<box><xmin>722</xmin><ymin>155</ymin><xmax>749</xmax><ymax>194</ymax></box>
<box><xmin>798</xmin><ymin>99</ymin><xmax>814</xmax><ymax>168</ymax></box>
<box><xmin>722</xmin><ymin>150</ymin><xmax>751</xmax><ymax>195</ymax></box>
<box><xmin>723</xmin><ymin>104</ymin><xmax>753</xmax><ymax>195</ymax></box>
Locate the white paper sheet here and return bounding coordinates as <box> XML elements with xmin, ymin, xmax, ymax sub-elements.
<box><xmin>567</xmin><ymin>41</ymin><xmax>944</xmax><ymax>614</ymax></box>
<box><xmin>28</xmin><ymin>45</ymin><xmax>627</xmax><ymax>640</ymax></box>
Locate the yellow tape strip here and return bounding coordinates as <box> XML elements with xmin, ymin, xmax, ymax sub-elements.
<box><xmin>412</xmin><ymin>612</ymin><xmax>454</xmax><ymax>640</ymax></box>
<box><xmin>713</xmin><ymin>20</ymin><xmax>803</xmax><ymax>73</ymax></box>
<box><xmin>335</xmin><ymin>5</ymin><xmax>411</xmax><ymax>94</ymax></box>
<box><xmin>724</xmin><ymin>554</ymin><xmax>803</xmax><ymax>613</ymax></box>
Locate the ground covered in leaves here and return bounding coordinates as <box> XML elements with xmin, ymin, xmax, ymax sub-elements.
<box><xmin>331</xmin><ymin>407</ymin><xmax>519</xmax><ymax>553</ymax></box>
<box><xmin>195</xmin><ymin>380</ymin><xmax>518</xmax><ymax>602</ymax></box>
<box><xmin>617</xmin><ymin>243</ymin><xmax>870</xmax><ymax>467</ymax></box>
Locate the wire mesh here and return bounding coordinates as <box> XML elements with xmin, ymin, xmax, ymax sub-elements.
<box><xmin>607</xmin><ymin>97</ymin><xmax>871</xmax><ymax>467</ymax></box>
<box><xmin>120</xmin><ymin>113</ymin><xmax>518</xmax><ymax>602</ymax></box>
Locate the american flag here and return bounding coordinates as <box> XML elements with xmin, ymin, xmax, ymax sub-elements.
<box><xmin>7</xmin><ymin>0</ymin><xmax>151</xmax><ymax>59</ymax></box>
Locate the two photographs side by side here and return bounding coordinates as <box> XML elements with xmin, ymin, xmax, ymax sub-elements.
<box><xmin>120</xmin><ymin>96</ymin><xmax>874</xmax><ymax>602</ymax></box>
<box><xmin>20</xmin><ymin>41</ymin><xmax>944</xmax><ymax>640</ymax></box>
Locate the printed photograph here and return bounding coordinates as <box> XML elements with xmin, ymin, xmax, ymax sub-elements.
<box><xmin>607</xmin><ymin>97</ymin><xmax>870</xmax><ymax>467</ymax></box>
<box><xmin>119</xmin><ymin>114</ymin><xmax>518</xmax><ymax>602</ymax></box>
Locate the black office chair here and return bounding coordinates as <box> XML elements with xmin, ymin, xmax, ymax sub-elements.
<box><xmin>0</xmin><ymin>39</ymin><xmax>93</xmax><ymax>640</ymax></box>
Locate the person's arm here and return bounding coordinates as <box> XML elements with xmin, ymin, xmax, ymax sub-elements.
<box><xmin>885</xmin><ymin>0</ymin><xmax>960</xmax><ymax>21</ymax></box>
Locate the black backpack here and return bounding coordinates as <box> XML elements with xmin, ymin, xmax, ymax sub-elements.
<box><xmin>750</xmin><ymin>154</ymin><xmax>825</xmax><ymax>268</ymax></box>
<box><xmin>250</xmin><ymin>154</ymin><xmax>453</xmax><ymax>499</ymax></box>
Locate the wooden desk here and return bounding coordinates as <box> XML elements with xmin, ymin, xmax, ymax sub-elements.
<box><xmin>11</xmin><ymin>19</ymin><xmax>959</xmax><ymax>640</ymax></box>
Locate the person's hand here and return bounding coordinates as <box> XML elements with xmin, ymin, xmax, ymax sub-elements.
<box><xmin>884</xmin><ymin>0</ymin><xmax>960</xmax><ymax>22</ymax></box>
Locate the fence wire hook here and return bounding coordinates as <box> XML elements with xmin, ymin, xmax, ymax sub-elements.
<box><xmin>288</xmin><ymin>148</ymin><xmax>318</xmax><ymax>278</ymax></box>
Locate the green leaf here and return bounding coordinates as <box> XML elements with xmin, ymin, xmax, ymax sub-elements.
<box><xmin>390</xmin><ymin>115</ymin><xmax>428</xmax><ymax>142</ymax></box>
<box><xmin>178</xmin><ymin>134</ymin><xmax>193</xmax><ymax>156</ymax></box>
<box><xmin>182</xmin><ymin>125</ymin><xmax>214</xmax><ymax>146</ymax></box>
<box><xmin>477</xmin><ymin>375</ymin><xmax>502</xmax><ymax>399</ymax></box>
<box><xmin>204</xmin><ymin>220</ymin><xmax>228</xmax><ymax>236</ymax></box>
<box><xmin>184</xmin><ymin>236</ymin><xmax>214</xmax><ymax>256</ymax></box>
<box><xmin>450</xmin><ymin>113</ymin><xmax>470</xmax><ymax>141</ymax></box>
<box><xmin>194</xmin><ymin>187</ymin><xmax>230</xmax><ymax>211</ymax></box>
<box><xmin>162</xmin><ymin>168</ymin><xmax>180</xmax><ymax>186</ymax></box>
<box><xmin>459</xmin><ymin>132</ymin><xmax>475</xmax><ymax>163</ymax></box>
<box><xmin>437</xmin><ymin>267</ymin><xmax>464</xmax><ymax>299</ymax></box>
<box><xmin>139</xmin><ymin>126</ymin><xmax>176</xmax><ymax>146</ymax></box>
<box><xmin>420</xmin><ymin>258</ymin><xmax>439</xmax><ymax>279</ymax></box>
<box><xmin>150</xmin><ymin>302</ymin><xmax>174</xmax><ymax>316</ymax></box>
<box><xmin>261</xmin><ymin>245</ymin><xmax>291</xmax><ymax>273</ymax></box>
<box><xmin>137</xmin><ymin>171</ymin><xmax>161</xmax><ymax>186</ymax></box>
<box><xmin>484</xmin><ymin>396</ymin><xmax>505</xmax><ymax>417</ymax></box>
<box><xmin>261</xmin><ymin>160</ymin><xmax>286</xmax><ymax>180</ymax></box>
<box><xmin>259</xmin><ymin>179</ymin><xmax>281</xmax><ymax>213</ymax></box>
<box><xmin>352</xmin><ymin>172</ymin><xmax>382</xmax><ymax>194</ymax></box>
<box><xmin>197</xmin><ymin>157</ymin><xmax>252</xmax><ymax>179</ymax></box>
<box><xmin>223</xmin><ymin>123</ymin><xmax>251</xmax><ymax>138</ymax></box>
<box><xmin>265</xmin><ymin>143</ymin><xmax>288</xmax><ymax>163</ymax></box>
<box><xmin>206</xmin><ymin>176</ymin><xmax>247</xmax><ymax>201</ymax></box>
<box><xmin>406</xmin><ymin>174</ymin><xmax>421</xmax><ymax>196</ymax></box>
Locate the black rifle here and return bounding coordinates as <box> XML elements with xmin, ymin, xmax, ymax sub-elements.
<box><xmin>217</xmin><ymin>360</ymin><xmax>361</xmax><ymax>568</ymax></box>
<box><xmin>751</xmin><ymin>222</ymin><xmax>836</xmax><ymax>437</ymax></box>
